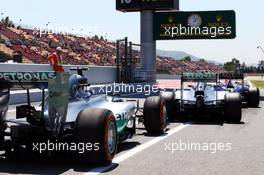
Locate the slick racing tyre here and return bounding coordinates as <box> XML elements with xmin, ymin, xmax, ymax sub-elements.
<box><xmin>0</xmin><ymin>88</ymin><xmax>9</xmax><ymax>137</ymax></box>
<box><xmin>143</xmin><ymin>96</ymin><xmax>167</xmax><ymax>135</ymax></box>
<box><xmin>0</xmin><ymin>134</ymin><xmax>3</xmax><ymax>150</ymax></box>
<box><xmin>224</xmin><ymin>93</ymin><xmax>242</xmax><ymax>123</ymax></box>
<box><xmin>247</xmin><ymin>87</ymin><xmax>260</xmax><ymax>107</ymax></box>
<box><xmin>75</xmin><ymin>108</ymin><xmax>117</xmax><ymax>165</ymax></box>
<box><xmin>160</xmin><ymin>91</ymin><xmax>175</xmax><ymax>122</ymax></box>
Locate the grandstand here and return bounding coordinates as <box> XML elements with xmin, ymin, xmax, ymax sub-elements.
<box><xmin>0</xmin><ymin>24</ymin><xmax>224</xmax><ymax>74</ymax></box>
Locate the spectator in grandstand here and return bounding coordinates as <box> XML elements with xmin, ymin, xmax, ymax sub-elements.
<box><xmin>48</xmin><ymin>47</ymin><xmax>64</xmax><ymax>72</ymax></box>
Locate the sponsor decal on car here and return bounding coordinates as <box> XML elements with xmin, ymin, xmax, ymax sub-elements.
<box><xmin>0</xmin><ymin>72</ymin><xmax>56</xmax><ymax>81</ymax></box>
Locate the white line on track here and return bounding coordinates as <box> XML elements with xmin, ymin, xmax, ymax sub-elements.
<box><xmin>247</xmin><ymin>80</ymin><xmax>253</xmax><ymax>87</ymax></box>
<box><xmin>83</xmin><ymin>123</ymin><xmax>190</xmax><ymax>175</ymax></box>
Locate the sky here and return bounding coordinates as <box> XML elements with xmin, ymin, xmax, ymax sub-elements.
<box><xmin>0</xmin><ymin>0</ymin><xmax>264</xmax><ymax>64</ymax></box>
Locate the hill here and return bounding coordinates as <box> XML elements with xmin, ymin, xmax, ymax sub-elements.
<box><xmin>157</xmin><ymin>49</ymin><xmax>222</xmax><ymax>65</ymax></box>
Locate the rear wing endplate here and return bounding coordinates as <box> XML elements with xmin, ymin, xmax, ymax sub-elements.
<box><xmin>0</xmin><ymin>71</ymin><xmax>70</xmax><ymax>136</ymax></box>
<box><xmin>47</xmin><ymin>73</ymin><xmax>69</xmax><ymax>136</ymax></box>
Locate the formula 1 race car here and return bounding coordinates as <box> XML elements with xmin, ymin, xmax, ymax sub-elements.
<box><xmin>218</xmin><ymin>73</ymin><xmax>260</xmax><ymax>107</ymax></box>
<box><xmin>160</xmin><ymin>72</ymin><xmax>242</xmax><ymax>123</ymax></box>
<box><xmin>0</xmin><ymin>68</ymin><xmax>167</xmax><ymax>165</ymax></box>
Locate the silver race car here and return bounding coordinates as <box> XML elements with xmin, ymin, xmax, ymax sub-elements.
<box><xmin>0</xmin><ymin>68</ymin><xmax>167</xmax><ymax>165</ymax></box>
<box><xmin>161</xmin><ymin>72</ymin><xmax>242</xmax><ymax>123</ymax></box>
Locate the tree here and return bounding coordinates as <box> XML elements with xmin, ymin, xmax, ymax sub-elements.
<box><xmin>182</xmin><ymin>56</ymin><xmax>191</xmax><ymax>61</ymax></box>
<box><xmin>231</xmin><ymin>58</ymin><xmax>239</xmax><ymax>64</ymax></box>
<box><xmin>240</xmin><ymin>62</ymin><xmax>247</xmax><ymax>73</ymax></box>
<box><xmin>223</xmin><ymin>58</ymin><xmax>241</xmax><ymax>72</ymax></box>
<box><xmin>199</xmin><ymin>58</ymin><xmax>207</xmax><ymax>63</ymax></box>
<box><xmin>1</xmin><ymin>16</ymin><xmax>15</xmax><ymax>27</ymax></box>
<box><xmin>4</xmin><ymin>16</ymin><xmax>9</xmax><ymax>26</ymax></box>
<box><xmin>258</xmin><ymin>60</ymin><xmax>264</xmax><ymax>72</ymax></box>
<box><xmin>94</xmin><ymin>35</ymin><xmax>99</xmax><ymax>40</ymax></box>
<box><xmin>223</xmin><ymin>62</ymin><xmax>236</xmax><ymax>72</ymax></box>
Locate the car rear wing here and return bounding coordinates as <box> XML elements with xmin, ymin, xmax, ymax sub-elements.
<box><xmin>70</xmin><ymin>67</ymin><xmax>90</xmax><ymax>76</ymax></box>
<box><xmin>0</xmin><ymin>71</ymin><xmax>56</xmax><ymax>89</ymax></box>
<box><xmin>181</xmin><ymin>72</ymin><xmax>218</xmax><ymax>82</ymax></box>
<box><xmin>218</xmin><ymin>73</ymin><xmax>244</xmax><ymax>80</ymax></box>
<box><xmin>0</xmin><ymin>71</ymin><xmax>70</xmax><ymax>136</ymax></box>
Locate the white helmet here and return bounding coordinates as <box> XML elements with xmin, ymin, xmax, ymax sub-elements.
<box><xmin>56</xmin><ymin>47</ymin><xmax>62</xmax><ymax>52</ymax></box>
<box><xmin>69</xmin><ymin>74</ymin><xmax>93</xmax><ymax>100</ymax></box>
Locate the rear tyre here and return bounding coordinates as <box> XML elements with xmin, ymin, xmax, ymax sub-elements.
<box><xmin>0</xmin><ymin>88</ymin><xmax>9</xmax><ymax>134</ymax></box>
<box><xmin>143</xmin><ymin>96</ymin><xmax>167</xmax><ymax>135</ymax></box>
<box><xmin>224</xmin><ymin>93</ymin><xmax>242</xmax><ymax>123</ymax></box>
<box><xmin>160</xmin><ymin>91</ymin><xmax>175</xmax><ymax>122</ymax></box>
<box><xmin>0</xmin><ymin>134</ymin><xmax>4</xmax><ymax>150</ymax></box>
<box><xmin>247</xmin><ymin>87</ymin><xmax>260</xmax><ymax>107</ymax></box>
<box><xmin>75</xmin><ymin>108</ymin><xmax>117</xmax><ymax>165</ymax></box>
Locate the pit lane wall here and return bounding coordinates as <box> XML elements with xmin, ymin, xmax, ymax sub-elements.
<box><xmin>0</xmin><ymin>63</ymin><xmax>116</xmax><ymax>84</ymax></box>
<box><xmin>0</xmin><ymin>63</ymin><xmax>179</xmax><ymax>104</ymax></box>
<box><xmin>0</xmin><ymin>63</ymin><xmax>117</xmax><ymax>104</ymax></box>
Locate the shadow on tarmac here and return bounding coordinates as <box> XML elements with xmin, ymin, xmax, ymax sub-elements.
<box><xmin>171</xmin><ymin>116</ymin><xmax>245</xmax><ymax>126</ymax></box>
<box><xmin>0</xmin><ymin>139</ymin><xmax>140</xmax><ymax>174</ymax></box>
<box><xmin>0</xmin><ymin>153</ymin><xmax>91</xmax><ymax>174</ymax></box>
<box><xmin>117</xmin><ymin>141</ymin><xmax>140</xmax><ymax>153</ymax></box>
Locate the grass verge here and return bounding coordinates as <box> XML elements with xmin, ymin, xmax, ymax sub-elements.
<box><xmin>251</xmin><ymin>80</ymin><xmax>264</xmax><ymax>89</ymax></box>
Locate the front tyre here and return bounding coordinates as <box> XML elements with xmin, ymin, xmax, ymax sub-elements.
<box><xmin>75</xmin><ymin>108</ymin><xmax>117</xmax><ymax>165</ymax></box>
<box><xmin>224</xmin><ymin>93</ymin><xmax>242</xmax><ymax>123</ymax></box>
<box><xmin>143</xmin><ymin>96</ymin><xmax>167</xmax><ymax>135</ymax></box>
